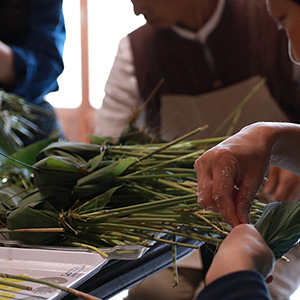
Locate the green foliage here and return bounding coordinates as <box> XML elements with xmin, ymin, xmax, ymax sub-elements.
<box><xmin>0</xmin><ymin>89</ymin><xmax>56</xmax><ymax>154</ymax></box>
<box><xmin>1</xmin><ymin>127</ymin><xmax>299</xmax><ymax>259</ymax></box>
<box><xmin>255</xmin><ymin>201</ymin><xmax>300</xmax><ymax>260</ymax></box>
<box><xmin>7</xmin><ymin>201</ymin><xmax>61</xmax><ymax>245</ymax></box>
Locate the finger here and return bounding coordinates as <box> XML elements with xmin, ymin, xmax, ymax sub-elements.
<box><xmin>271</xmin><ymin>172</ymin><xmax>300</xmax><ymax>201</ymax></box>
<box><xmin>211</xmin><ymin>165</ymin><xmax>240</xmax><ymax>227</ymax></box>
<box><xmin>272</xmin><ymin>181</ymin><xmax>294</xmax><ymax>202</ymax></box>
<box><xmin>197</xmin><ymin>183</ymin><xmax>219</xmax><ymax>212</ymax></box>
<box><xmin>235</xmin><ymin>172</ymin><xmax>263</xmax><ymax>224</ymax></box>
<box><xmin>195</xmin><ymin>157</ymin><xmax>219</xmax><ymax>212</ymax></box>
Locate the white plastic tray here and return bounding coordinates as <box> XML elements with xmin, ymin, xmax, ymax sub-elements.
<box><xmin>0</xmin><ymin>247</ymin><xmax>108</xmax><ymax>299</ymax></box>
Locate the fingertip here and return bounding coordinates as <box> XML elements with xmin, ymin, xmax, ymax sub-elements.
<box><xmin>236</xmin><ymin>196</ymin><xmax>252</xmax><ymax>224</ymax></box>
<box><xmin>226</xmin><ymin>217</ymin><xmax>241</xmax><ymax>228</ymax></box>
<box><xmin>237</xmin><ymin>212</ymin><xmax>250</xmax><ymax>225</ymax></box>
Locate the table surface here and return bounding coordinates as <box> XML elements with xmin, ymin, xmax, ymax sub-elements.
<box><xmin>62</xmin><ymin>238</ymin><xmax>203</xmax><ymax>300</ymax></box>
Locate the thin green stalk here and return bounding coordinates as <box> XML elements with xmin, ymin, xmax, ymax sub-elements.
<box><xmin>129</xmin><ymin>184</ymin><xmax>170</xmax><ymax>199</ymax></box>
<box><xmin>213</xmin><ymin>77</ymin><xmax>267</xmax><ymax>137</ymax></box>
<box><xmin>124</xmin><ymin>149</ymin><xmax>205</xmax><ymax>177</ymax></box>
<box><xmin>192</xmin><ymin>212</ymin><xmax>229</xmax><ymax>236</ymax></box>
<box><xmin>129</xmin><ymin>126</ymin><xmax>208</xmax><ymax>166</ymax></box>
<box><xmin>67</xmin><ymin>242</ymin><xmax>109</xmax><ymax>258</ymax></box>
<box><xmin>0</xmin><ymin>228</ymin><xmax>64</xmax><ymax>233</ymax></box>
<box><xmin>0</xmin><ymin>280</ymin><xmax>32</xmax><ymax>290</ymax></box>
<box><xmin>76</xmin><ymin>194</ymin><xmax>196</xmax><ymax>219</ymax></box>
<box><xmin>84</xmin><ymin>221</ymin><xmax>223</xmax><ymax>246</ymax></box>
<box><xmin>157</xmin><ymin>179</ymin><xmax>198</xmax><ymax>195</ymax></box>
<box><xmin>0</xmin><ymin>273</ymin><xmax>102</xmax><ymax>300</ymax></box>
<box><xmin>118</xmin><ymin>173</ymin><xmax>195</xmax><ymax>181</ymax></box>
<box><xmin>172</xmin><ymin>235</ymin><xmax>178</xmax><ymax>287</ymax></box>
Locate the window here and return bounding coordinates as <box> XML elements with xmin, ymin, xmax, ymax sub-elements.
<box><xmin>88</xmin><ymin>0</ymin><xmax>145</xmax><ymax>109</ymax></box>
<box><xmin>46</xmin><ymin>0</ymin><xmax>145</xmax><ymax>142</ymax></box>
<box><xmin>46</xmin><ymin>1</ymin><xmax>145</xmax><ymax>109</ymax></box>
<box><xmin>46</xmin><ymin>0</ymin><xmax>82</xmax><ymax>108</ymax></box>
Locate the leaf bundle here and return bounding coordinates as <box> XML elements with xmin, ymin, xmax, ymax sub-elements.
<box><xmin>0</xmin><ymin>127</ymin><xmax>299</xmax><ymax>263</ymax></box>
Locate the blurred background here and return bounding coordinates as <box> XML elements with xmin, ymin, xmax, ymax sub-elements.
<box><xmin>46</xmin><ymin>0</ymin><xmax>145</xmax><ymax>142</ymax></box>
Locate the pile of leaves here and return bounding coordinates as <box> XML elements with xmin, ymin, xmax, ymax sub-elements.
<box><xmin>0</xmin><ymin>125</ymin><xmax>299</xmax><ymax>263</ymax></box>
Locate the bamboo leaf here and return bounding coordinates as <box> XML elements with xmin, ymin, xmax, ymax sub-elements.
<box><xmin>10</xmin><ymin>136</ymin><xmax>59</xmax><ymax>166</ymax></box>
<box><xmin>18</xmin><ymin>186</ymin><xmax>73</xmax><ymax>210</ymax></box>
<box><xmin>74</xmin><ymin>157</ymin><xmax>137</xmax><ymax>199</ymax></box>
<box><xmin>255</xmin><ymin>202</ymin><xmax>300</xmax><ymax>260</ymax></box>
<box><xmin>34</xmin><ymin>156</ymin><xmax>85</xmax><ymax>173</ymax></box>
<box><xmin>37</xmin><ymin>141</ymin><xmax>101</xmax><ymax>161</ymax></box>
<box><xmin>7</xmin><ymin>201</ymin><xmax>61</xmax><ymax>245</ymax></box>
<box><xmin>76</xmin><ymin>186</ymin><xmax>121</xmax><ymax>213</ymax></box>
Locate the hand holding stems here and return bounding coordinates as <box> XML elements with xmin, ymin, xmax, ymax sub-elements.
<box><xmin>194</xmin><ymin>122</ymin><xmax>300</xmax><ymax>227</ymax></box>
<box><xmin>205</xmin><ymin>224</ymin><xmax>275</xmax><ymax>285</ymax></box>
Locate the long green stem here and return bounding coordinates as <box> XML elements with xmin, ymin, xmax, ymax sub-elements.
<box><xmin>212</xmin><ymin>77</ymin><xmax>267</xmax><ymax>137</ymax></box>
<box><xmin>0</xmin><ymin>273</ymin><xmax>102</xmax><ymax>300</ymax></box>
<box><xmin>125</xmin><ymin>149</ymin><xmax>205</xmax><ymax>177</ymax></box>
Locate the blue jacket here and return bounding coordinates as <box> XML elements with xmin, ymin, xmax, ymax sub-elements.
<box><xmin>196</xmin><ymin>271</ymin><xmax>270</xmax><ymax>300</ymax></box>
<box><xmin>6</xmin><ymin>0</ymin><xmax>66</xmax><ymax>104</ymax></box>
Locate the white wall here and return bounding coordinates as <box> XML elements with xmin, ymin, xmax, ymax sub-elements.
<box><xmin>47</xmin><ymin>0</ymin><xmax>145</xmax><ymax>109</ymax></box>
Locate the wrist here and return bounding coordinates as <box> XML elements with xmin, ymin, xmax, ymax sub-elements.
<box><xmin>205</xmin><ymin>247</ymin><xmax>256</xmax><ymax>285</ymax></box>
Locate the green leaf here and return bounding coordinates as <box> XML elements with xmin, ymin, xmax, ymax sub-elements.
<box><xmin>255</xmin><ymin>202</ymin><xmax>300</xmax><ymax>260</ymax></box>
<box><xmin>86</xmin><ymin>153</ymin><xmax>107</xmax><ymax>172</ymax></box>
<box><xmin>74</xmin><ymin>157</ymin><xmax>137</xmax><ymax>199</ymax></box>
<box><xmin>7</xmin><ymin>201</ymin><xmax>61</xmax><ymax>245</ymax></box>
<box><xmin>32</xmin><ymin>156</ymin><xmax>87</xmax><ymax>187</ymax></box>
<box><xmin>37</xmin><ymin>141</ymin><xmax>101</xmax><ymax>161</ymax></box>
<box><xmin>34</xmin><ymin>156</ymin><xmax>85</xmax><ymax>173</ymax></box>
<box><xmin>76</xmin><ymin>186</ymin><xmax>121</xmax><ymax>213</ymax></box>
<box><xmin>0</xmin><ymin>120</ymin><xmax>18</xmax><ymax>154</ymax></box>
<box><xmin>10</xmin><ymin>137</ymin><xmax>58</xmax><ymax>166</ymax></box>
<box><xmin>0</xmin><ymin>185</ymin><xmax>26</xmax><ymax>216</ymax></box>
<box><xmin>18</xmin><ymin>186</ymin><xmax>73</xmax><ymax>211</ymax></box>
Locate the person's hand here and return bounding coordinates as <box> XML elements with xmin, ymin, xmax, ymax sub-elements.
<box><xmin>205</xmin><ymin>224</ymin><xmax>275</xmax><ymax>285</ymax></box>
<box><xmin>0</xmin><ymin>40</ymin><xmax>14</xmax><ymax>85</ymax></box>
<box><xmin>264</xmin><ymin>165</ymin><xmax>300</xmax><ymax>202</ymax></box>
<box><xmin>194</xmin><ymin>124</ymin><xmax>272</xmax><ymax>227</ymax></box>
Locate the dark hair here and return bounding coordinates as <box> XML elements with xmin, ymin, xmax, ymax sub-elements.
<box><xmin>294</xmin><ymin>0</ymin><xmax>300</xmax><ymax>5</ymax></box>
<box><xmin>0</xmin><ymin>0</ymin><xmax>36</xmax><ymax>44</ymax></box>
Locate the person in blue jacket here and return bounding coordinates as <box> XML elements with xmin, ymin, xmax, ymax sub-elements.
<box><xmin>196</xmin><ymin>224</ymin><xmax>274</xmax><ymax>300</ymax></box>
<box><xmin>0</xmin><ymin>0</ymin><xmax>66</xmax><ymax>145</ymax></box>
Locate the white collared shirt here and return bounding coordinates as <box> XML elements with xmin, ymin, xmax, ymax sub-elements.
<box><xmin>172</xmin><ymin>0</ymin><xmax>225</xmax><ymax>44</ymax></box>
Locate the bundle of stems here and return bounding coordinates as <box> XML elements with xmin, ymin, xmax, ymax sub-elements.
<box><xmin>2</xmin><ymin>77</ymin><xmax>300</xmax><ymax>297</ymax></box>
<box><xmin>1</xmin><ymin>127</ymin><xmax>263</xmax><ymax>251</ymax></box>
<box><xmin>0</xmin><ymin>125</ymin><xmax>299</xmax><ymax>269</ymax></box>
<box><xmin>1</xmin><ymin>125</ymin><xmax>300</xmax><ymax>297</ymax></box>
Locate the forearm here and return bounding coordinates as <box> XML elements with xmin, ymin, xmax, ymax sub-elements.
<box><xmin>267</xmin><ymin>122</ymin><xmax>300</xmax><ymax>175</ymax></box>
<box><xmin>228</xmin><ymin>121</ymin><xmax>300</xmax><ymax>174</ymax></box>
<box><xmin>0</xmin><ymin>41</ymin><xmax>14</xmax><ymax>85</ymax></box>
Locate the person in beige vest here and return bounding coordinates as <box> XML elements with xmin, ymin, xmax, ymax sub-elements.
<box><xmin>96</xmin><ymin>1</ymin><xmax>300</xmax><ymax>299</ymax></box>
